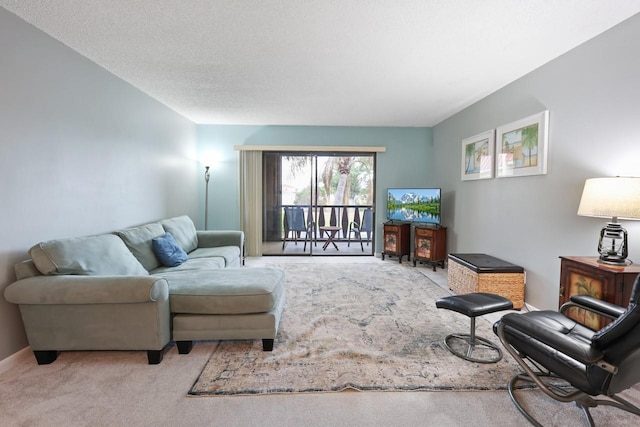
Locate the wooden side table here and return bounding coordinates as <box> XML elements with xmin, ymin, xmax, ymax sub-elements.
<box><xmin>381</xmin><ymin>222</ymin><xmax>410</xmax><ymax>263</ymax></box>
<box><xmin>413</xmin><ymin>225</ymin><xmax>447</xmax><ymax>271</ymax></box>
<box><xmin>319</xmin><ymin>226</ymin><xmax>341</xmax><ymax>250</ymax></box>
<box><xmin>559</xmin><ymin>256</ymin><xmax>640</xmax><ymax>329</ymax></box>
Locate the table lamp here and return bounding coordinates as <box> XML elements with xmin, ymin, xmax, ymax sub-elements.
<box><xmin>577</xmin><ymin>177</ymin><xmax>640</xmax><ymax>265</ymax></box>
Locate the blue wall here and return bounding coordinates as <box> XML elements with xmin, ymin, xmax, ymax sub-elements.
<box><xmin>198</xmin><ymin>125</ymin><xmax>432</xmax><ymax>252</ymax></box>
<box><xmin>0</xmin><ymin>8</ymin><xmax>198</xmax><ymax>360</ymax></box>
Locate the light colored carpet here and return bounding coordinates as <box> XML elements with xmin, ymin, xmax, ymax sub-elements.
<box><xmin>191</xmin><ymin>262</ymin><xmax>521</xmax><ymax>395</ymax></box>
<box><xmin>1</xmin><ymin>257</ymin><xmax>639</xmax><ymax>426</ymax></box>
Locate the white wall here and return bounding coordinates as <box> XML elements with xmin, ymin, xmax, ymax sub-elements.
<box><xmin>0</xmin><ymin>9</ymin><xmax>199</xmax><ymax>360</ymax></box>
<box><xmin>432</xmin><ymin>14</ymin><xmax>640</xmax><ymax>310</ymax></box>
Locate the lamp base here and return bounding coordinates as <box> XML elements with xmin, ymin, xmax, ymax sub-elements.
<box><xmin>597</xmin><ymin>222</ymin><xmax>629</xmax><ymax>267</ymax></box>
<box><xmin>597</xmin><ymin>257</ymin><xmax>633</xmax><ymax>266</ymax></box>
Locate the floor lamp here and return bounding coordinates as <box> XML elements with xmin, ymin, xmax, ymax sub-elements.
<box><xmin>204</xmin><ymin>165</ymin><xmax>210</xmax><ymax>230</ymax></box>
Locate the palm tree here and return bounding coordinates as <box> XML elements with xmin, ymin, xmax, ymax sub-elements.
<box><xmin>465</xmin><ymin>143</ymin><xmax>476</xmax><ymax>173</ymax></box>
<box><xmin>320</xmin><ymin>158</ymin><xmax>335</xmax><ymax>203</ymax></box>
<box><xmin>319</xmin><ymin>156</ymin><xmax>355</xmax><ymax>205</ymax></box>
<box><xmin>569</xmin><ymin>276</ymin><xmax>602</xmax><ymax>329</ymax></box>
<box><xmin>333</xmin><ymin>156</ymin><xmax>354</xmax><ymax>205</ymax></box>
<box><xmin>349</xmin><ymin>157</ymin><xmax>374</xmax><ymax>204</ymax></box>
<box><xmin>287</xmin><ymin>154</ymin><xmax>371</xmax><ymax>206</ymax></box>
<box><xmin>285</xmin><ymin>155</ymin><xmax>309</xmax><ymax>178</ymax></box>
<box><xmin>521</xmin><ymin>125</ymin><xmax>539</xmax><ymax>167</ymax></box>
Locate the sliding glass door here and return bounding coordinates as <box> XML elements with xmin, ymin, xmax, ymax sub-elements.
<box><xmin>262</xmin><ymin>151</ymin><xmax>375</xmax><ymax>256</ymax></box>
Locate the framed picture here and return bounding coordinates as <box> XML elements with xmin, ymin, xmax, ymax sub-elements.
<box><xmin>496</xmin><ymin>110</ymin><xmax>549</xmax><ymax>178</ymax></box>
<box><xmin>461</xmin><ymin>130</ymin><xmax>494</xmax><ymax>181</ymax></box>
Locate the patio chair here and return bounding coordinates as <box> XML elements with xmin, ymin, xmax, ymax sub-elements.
<box><xmin>348</xmin><ymin>208</ymin><xmax>373</xmax><ymax>251</ymax></box>
<box><xmin>282</xmin><ymin>207</ymin><xmax>314</xmax><ymax>251</ymax></box>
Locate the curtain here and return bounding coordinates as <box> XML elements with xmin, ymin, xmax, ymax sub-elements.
<box><xmin>239</xmin><ymin>150</ymin><xmax>262</xmax><ymax>256</ymax></box>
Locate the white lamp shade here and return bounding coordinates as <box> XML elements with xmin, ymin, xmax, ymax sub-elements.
<box><xmin>199</xmin><ymin>152</ymin><xmax>218</xmax><ymax>168</ymax></box>
<box><xmin>577</xmin><ymin>177</ymin><xmax>640</xmax><ymax>220</ymax></box>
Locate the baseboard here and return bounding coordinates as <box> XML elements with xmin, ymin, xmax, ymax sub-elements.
<box><xmin>0</xmin><ymin>346</ymin><xmax>30</xmax><ymax>374</ymax></box>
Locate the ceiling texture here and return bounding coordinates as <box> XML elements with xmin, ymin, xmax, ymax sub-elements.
<box><xmin>2</xmin><ymin>1</ymin><xmax>640</xmax><ymax>127</ymax></box>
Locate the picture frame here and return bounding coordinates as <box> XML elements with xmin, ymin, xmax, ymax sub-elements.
<box><xmin>495</xmin><ymin>110</ymin><xmax>549</xmax><ymax>178</ymax></box>
<box><xmin>461</xmin><ymin>130</ymin><xmax>495</xmax><ymax>181</ymax></box>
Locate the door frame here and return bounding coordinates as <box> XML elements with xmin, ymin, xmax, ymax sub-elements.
<box><xmin>261</xmin><ymin>151</ymin><xmax>377</xmax><ymax>256</ymax></box>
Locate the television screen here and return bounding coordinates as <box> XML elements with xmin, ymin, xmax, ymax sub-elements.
<box><xmin>386</xmin><ymin>188</ymin><xmax>441</xmax><ymax>224</ymax></box>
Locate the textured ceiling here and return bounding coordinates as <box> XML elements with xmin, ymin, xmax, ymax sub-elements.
<box><xmin>2</xmin><ymin>1</ymin><xmax>640</xmax><ymax>126</ymax></box>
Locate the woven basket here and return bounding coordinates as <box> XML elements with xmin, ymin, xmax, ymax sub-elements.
<box><xmin>448</xmin><ymin>259</ymin><xmax>525</xmax><ymax>309</ymax></box>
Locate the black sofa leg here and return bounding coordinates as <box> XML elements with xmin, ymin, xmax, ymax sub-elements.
<box><xmin>148</xmin><ymin>342</ymin><xmax>175</xmax><ymax>364</ymax></box>
<box><xmin>176</xmin><ymin>340</ymin><xmax>194</xmax><ymax>354</ymax></box>
<box><xmin>33</xmin><ymin>350</ymin><xmax>58</xmax><ymax>365</ymax></box>
<box><xmin>262</xmin><ymin>339</ymin><xmax>274</xmax><ymax>351</ymax></box>
<box><xmin>147</xmin><ymin>349</ymin><xmax>164</xmax><ymax>365</ymax></box>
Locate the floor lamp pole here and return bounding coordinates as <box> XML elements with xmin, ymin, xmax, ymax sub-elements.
<box><xmin>204</xmin><ymin>166</ymin><xmax>210</xmax><ymax>230</ymax></box>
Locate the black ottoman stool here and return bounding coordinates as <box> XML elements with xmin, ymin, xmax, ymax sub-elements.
<box><xmin>435</xmin><ymin>293</ymin><xmax>513</xmax><ymax>363</ymax></box>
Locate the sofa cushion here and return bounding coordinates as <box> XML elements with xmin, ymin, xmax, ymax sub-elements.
<box><xmin>152</xmin><ymin>233</ymin><xmax>189</xmax><ymax>267</ymax></box>
<box><xmin>160</xmin><ymin>216</ymin><xmax>198</xmax><ymax>253</ymax></box>
<box><xmin>159</xmin><ymin>268</ymin><xmax>285</xmax><ymax>315</ymax></box>
<box><xmin>14</xmin><ymin>260</ymin><xmax>42</xmax><ymax>280</ymax></box>
<box><xmin>151</xmin><ymin>257</ymin><xmax>225</xmax><ymax>274</ymax></box>
<box><xmin>114</xmin><ymin>223</ymin><xmax>165</xmax><ymax>271</ymax></box>
<box><xmin>29</xmin><ymin>234</ymin><xmax>148</xmax><ymax>276</ymax></box>
<box><xmin>188</xmin><ymin>246</ymin><xmax>240</xmax><ymax>267</ymax></box>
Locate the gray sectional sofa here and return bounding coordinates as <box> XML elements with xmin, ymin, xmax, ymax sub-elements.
<box><xmin>4</xmin><ymin>215</ymin><xmax>285</xmax><ymax>364</ymax></box>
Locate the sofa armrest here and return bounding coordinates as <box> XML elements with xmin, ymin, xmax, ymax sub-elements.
<box><xmin>4</xmin><ymin>275</ymin><xmax>169</xmax><ymax>305</ymax></box>
<box><xmin>197</xmin><ymin>230</ymin><xmax>244</xmax><ymax>249</ymax></box>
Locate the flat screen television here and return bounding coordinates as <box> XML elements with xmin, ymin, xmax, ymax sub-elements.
<box><xmin>386</xmin><ymin>188</ymin><xmax>441</xmax><ymax>224</ymax></box>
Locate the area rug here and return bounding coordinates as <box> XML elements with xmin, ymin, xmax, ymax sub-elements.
<box><xmin>189</xmin><ymin>262</ymin><xmax>522</xmax><ymax>396</ymax></box>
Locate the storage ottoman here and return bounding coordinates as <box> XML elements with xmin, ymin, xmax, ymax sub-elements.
<box><xmin>447</xmin><ymin>253</ymin><xmax>525</xmax><ymax>309</ymax></box>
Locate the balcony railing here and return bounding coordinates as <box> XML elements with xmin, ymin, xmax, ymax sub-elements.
<box><xmin>282</xmin><ymin>204</ymin><xmax>374</xmax><ymax>240</ymax></box>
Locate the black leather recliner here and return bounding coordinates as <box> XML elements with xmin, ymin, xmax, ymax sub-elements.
<box><xmin>494</xmin><ymin>273</ymin><xmax>640</xmax><ymax>426</ymax></box>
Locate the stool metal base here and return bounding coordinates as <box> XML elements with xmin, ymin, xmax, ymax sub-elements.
<box><xmin>443</xmin><ymin>317</ymin><xmax>503</xmax><ymax>363</ymax></box>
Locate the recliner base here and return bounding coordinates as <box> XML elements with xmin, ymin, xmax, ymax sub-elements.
<box><xmin>507</xmin><ymin>371</ymin><xmax>640</xmax><ymax>427</ymax></box>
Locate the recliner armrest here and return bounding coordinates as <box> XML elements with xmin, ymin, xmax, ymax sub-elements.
<box><xmin>562</xmin><ymin>295</ymin><xmax>626</xmax><ymax>319</ymax></box>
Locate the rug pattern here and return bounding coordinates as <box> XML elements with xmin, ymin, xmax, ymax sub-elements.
<box><xmin>189</xmin><ymin>262</ymin><xmax>521</xmax><ymax>395</ymax></box>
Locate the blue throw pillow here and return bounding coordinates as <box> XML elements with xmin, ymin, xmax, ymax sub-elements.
<box><xmin>152</xmin><ymin>232</ymin><xmax>189</xmax><ymax>267</ymax></box>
